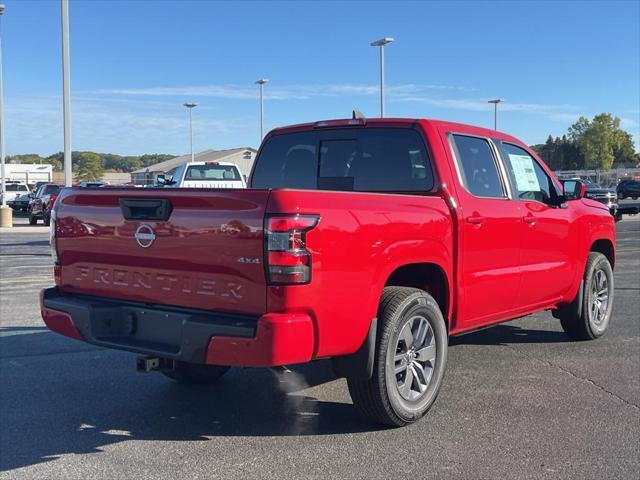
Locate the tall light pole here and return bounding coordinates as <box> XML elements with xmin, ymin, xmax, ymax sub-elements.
<box><xmin>61</xmin><ymin>0</ymin><xmax>72</xmax><ymax>187</ymax></box>
<box><xmin>255</xmin><ymin>78</ymin><xmax>268</xmax><ymax>142</ymax></box>
<box><xmin>183</xmin><ymin>102</ymin><xmax>197</xmax><ymax>162</ymax></box>
<box><xmin>488</xmin><ymin>99</ymin><xmax>503</xmax><ymax>131</ymax></box>
<box><xmin>0</xmin><ymin>3</ymin><xmax>10</xmax><ymax>228</ymax></box>
<box><xmin>370</xmin><ymin>36</ymin><xmax>393</xmax><ymax>118</ymax></box>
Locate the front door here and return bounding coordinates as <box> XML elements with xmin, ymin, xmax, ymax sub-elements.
<box><xmin>498</xmin><ymin>142</ymin><xmax>576</xmax><ymax>308</ymax></box>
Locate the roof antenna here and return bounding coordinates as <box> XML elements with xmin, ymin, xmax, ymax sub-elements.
<box><xmin>352</xmin><ymin>110</ymin><xmax>366</xmax><ymax>120</ymax></box>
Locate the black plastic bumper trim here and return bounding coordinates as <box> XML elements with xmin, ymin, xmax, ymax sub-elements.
<box><xmin>42</xmin><ymin>287</ymin><xmax>258</xmax><ymax>364</ymax></box>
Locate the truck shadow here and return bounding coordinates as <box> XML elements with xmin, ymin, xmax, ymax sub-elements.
<box><xmin>1</xmin><ymin>322</ymin><xmax>571</xmax><ymax>472</ymax></box>
<box><xmin>450</xmin><ymin>323</ymin><xmax>570</xmax><ymax>346</ymax></box>
<box><xmin>0</xmin><ymin>328</ymin><xmax>378</xmax><ymax>472</ymax></box>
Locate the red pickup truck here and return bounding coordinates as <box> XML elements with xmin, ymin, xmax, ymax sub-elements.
<box><xmin>41</xmin><ymin>117</ymin><xmax>616</xmax><ymax>426</ymax></box>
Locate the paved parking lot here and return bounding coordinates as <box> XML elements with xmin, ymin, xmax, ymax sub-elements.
<box><xmin>1</xmin><ymin>214</ymin><xmax>639</xmax><ymax>479</ymax></box>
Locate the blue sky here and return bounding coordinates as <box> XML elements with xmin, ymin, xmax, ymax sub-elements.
<box><xmin>3</xmin><ymin>0</ymin><xmax>639</xmax><ymax>156</ymax></box>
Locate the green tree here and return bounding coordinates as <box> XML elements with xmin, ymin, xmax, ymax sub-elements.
<box><xmin>577</xmin><ymin>114</ymin><xmax>617</xmax><ymax>170</ymax></box>
<box><xmin>76</xmin><ymin>152</ymin><xmax>104</xmax><ymax>181</ymax></box>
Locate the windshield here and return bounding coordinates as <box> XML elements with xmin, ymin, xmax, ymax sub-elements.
<box><xmin>6</xmin><ymin>184</ymin><xmax>28</xmax><ymax>192</ymax></box>
<box><xmin>43</xmin><ymin>185</ymin><xmax>61</xmax><ymax>195</ymax></box>
<box><xmin>185</xmin><ymin>164</ymin><xmax>241</xmax><ymax>181</ymax></box>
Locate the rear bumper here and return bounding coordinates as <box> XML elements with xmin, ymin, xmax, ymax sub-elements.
<box><xmin>40</xmin><ymin>287</ymin><xmax>315</xmax><ymax>367</ymax></box>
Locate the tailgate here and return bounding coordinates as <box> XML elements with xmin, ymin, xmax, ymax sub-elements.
<box><xmin>55</xmin><ymin>188</ymin><xmax>269</xmax><ymax>315</ymax></box>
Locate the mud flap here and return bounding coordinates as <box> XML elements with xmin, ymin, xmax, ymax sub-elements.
<box><xmin>552</xmin><ymin>280</ymin><xmax>584</xmax><ymax>320</ymax></box>
<box><xmin>332</xmin><ymin>318</ymin><xmax>377</xmax><ymax>380</ymax></box>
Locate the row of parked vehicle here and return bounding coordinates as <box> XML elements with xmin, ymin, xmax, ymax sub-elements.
<box><xmin>5</xmin><ymin>180</ymin><xmax>106</xmax><ymax>225</ymax></box>
<box><xmin>573</xmin><ymin>178</ymin><xmax>640</xmax><ymax>221</ymax></box>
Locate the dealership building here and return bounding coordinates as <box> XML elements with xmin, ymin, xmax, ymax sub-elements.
<box><xmin>131</xmin><ymin>147</ymin><xmax>257</xmax><ymax>185</ymax></box>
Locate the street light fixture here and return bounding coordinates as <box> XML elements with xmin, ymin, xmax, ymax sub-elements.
<box><xmin>183</xmin><ymin>102</ymin><xmax>198</xmax><ymax>163</ymax></box>
<box><xmin>370</xmin><ymin>36</ymin><xmax>394</xmax><ymax>118</ymax></box>
<box><xmin>0</xmin><ymin>3</ymin><xmax>11</xmax><ymax>228</ymax></box>
<box><xmin>488</xmin><ymin>99</ymin><xmax>503</xmax><ymax>131</ymax></box>
<box><xmin>255</xmin><ymin>78</ymin><xmax>268</xmax><ymax>142</ymax></box>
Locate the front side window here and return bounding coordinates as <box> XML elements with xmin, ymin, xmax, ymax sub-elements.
<box><xmin>451</xmin><ymin>134</ymin><xmax>505</xmax><ymax>198</ymax></box>
<box><xmin>500</xmin><ymin>143</ymin><xmax>557</xmax><ymax>203</ymax></box>
<box><xmin>185</xmin><ymin>164</ymin><xmax>241</xmax><ymax>181</ymax></box>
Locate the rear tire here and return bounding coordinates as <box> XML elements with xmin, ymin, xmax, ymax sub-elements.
<box><xmin>43</xmin><ymin>213</ymin><xmax>51</xmax><ymax>227</ymax></box>
<box><xmin>557</xmin><ymin>252</ymin><xmax>614</xmax><ymax>340</ymax></box>
<box><xmin>162</xmin><ymin>361</ymin><xmax>230</xmax><ymax>384</ymax></box>
<box><xmin>347</xmin><ymin>287</ymin><xmax>448</xmax><ymax>427</ymax></box>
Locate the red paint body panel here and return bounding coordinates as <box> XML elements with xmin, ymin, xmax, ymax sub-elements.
<box><xmin>40</xmin><ymin>290</ymin><xmax>82</xmax><ymax>340</ymax></box>
<box><xmin>55</xmin><ymin>189</ymin><xmax>270</xmax><ymax>316</ymax></box>
<box><xmin>43</xmin><ymin>118</ymin><xmax>616</xmax><ymax>367</ymax></box>
<box><xmin>206</xmin><ymin>313</ymin><xmax>315</xmax><ymax>367</ymax></box>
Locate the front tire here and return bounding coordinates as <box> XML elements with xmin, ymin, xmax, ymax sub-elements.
<box><xmin>162</xmin><ymin>361</ymin><xmax>230</xmax><ymax>384</ymax></box>
<box><xmin>347</xmin><ymin>287</ymin><xmax>448</xmax><ymax>427</ymax></box>
<box><xmin>28</xmin><ymin>213</ymin><xmax>38</xmax><ymax>225</ymax></box>
<box><xmin>557</xmin><ymin>252</ymin><xmax>614</xmax><ymax>340</ymax></box>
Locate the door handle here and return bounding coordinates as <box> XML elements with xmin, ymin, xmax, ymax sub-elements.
<box><xmin>523</xmin><ymin>214</ymin><xmax>536</xmax><ymax>224</ymax></box>
<box><xmin>466</xmin><ymin>214</ymin><xmax>485</xmax><ymax>225</ymax></box>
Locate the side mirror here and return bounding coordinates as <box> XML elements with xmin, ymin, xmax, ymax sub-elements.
<box><xmin>562</xmin><ymin>180</ymin><xmax>586</xmax><ymax>200</ymax></box>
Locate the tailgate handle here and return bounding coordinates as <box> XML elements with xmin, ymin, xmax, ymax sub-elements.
<box><xmin>119</xmin><ymin>198</ymin><xmax>173</xmax><ymax>221</ymax></box>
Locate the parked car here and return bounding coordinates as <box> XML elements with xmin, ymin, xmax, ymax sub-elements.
<box><xmin>8</xmin><ymin>191</ymin><xmax>34</xmax><ymax>212</ymax></box>
<box><xmin>41</xmin><ymin>117</ymin><xmax>615</xmax><ymax>427</ymax></box>
<box><xmin>29</xmin><ymin>183</ymin><xmax>61</xmax><ymax>225</ymax></box>
<box><xmin>578</xmin><ymin>179</ymin><xmax>620</xmax><ymax>220</ymax></box>
<box><xmin>160</xmin><ymin>161</ymin><xmax>246</xmax><ymax>189</ymax></box>
<box><xmin>0</xmin><ymin>181</ymin><xmax>29</xmax><ymax>204</ymax></box>
<box><xmin>617</xmin><ymin>179</ymin><xmax>640</xmax><ymax>200</ymax></box>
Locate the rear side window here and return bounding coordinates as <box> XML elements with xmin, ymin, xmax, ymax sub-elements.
<box><xmin>450</xmin><ymin>135</ymin><xmax>505</xmax><ymax>198</ymax></box>
<box><xmin>251</xmin><ymin>128</ymin><xmax>433</xmax><ymax>192</ymax></box>
<box><xmin>186</xmin><ymin>164</ymin><xmax>240</xmax><ymax>181</ymax></box>
<box><xmin>44</xmin><ymin>185</ymin><xmax>61</xmax><ymax>195</ymax></box>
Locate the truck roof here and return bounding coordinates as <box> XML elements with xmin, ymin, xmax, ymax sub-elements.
<box><xmin>268</xmin><ymin>117</ymin><xmax>524</xmax><ymax>147</ymax></box>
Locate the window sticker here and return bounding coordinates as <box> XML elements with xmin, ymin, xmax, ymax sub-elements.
<box><xmin>508</xmin><ymin>154</ymin><xmax>541</xmax><ymax>192</ymax></box>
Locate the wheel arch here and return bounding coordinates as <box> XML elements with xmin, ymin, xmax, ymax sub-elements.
<box><xmin>590</xmin><ymin>238</ymin><xmax>615</xmax><ymax>269</ymax></box>
<box><xmin>384</xmin><ymin>262</ymin><xmax>451</xmax><ymax>326</ymax></box>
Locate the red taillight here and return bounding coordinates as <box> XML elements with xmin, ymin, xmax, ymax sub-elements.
<box><xmin>265</xmin><ymin>214</ymin><xmax>319</xmax><ymax>285</ymax></box>
<box><xmin>47</xmin><ymin>193</ymin><xmax>59</xmax><ymax>208</ymax></box>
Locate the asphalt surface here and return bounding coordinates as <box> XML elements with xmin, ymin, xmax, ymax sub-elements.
<box><xmin>1</xmin><ymin>213</ymin><xmax>639</xmax><ymax>479</ymax></box>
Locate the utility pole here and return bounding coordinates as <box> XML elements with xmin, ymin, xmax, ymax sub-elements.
<box><xmin>488</xmin><ymin>99</ymin><xmax>503</xmax><ymax>131</ymax></box>
<box><xmin>61</xmin><ymin>0</ymin><xmax>72</xmax><ymax>187</ymax></box>
<box><xmin>0</xmin><ymin>3</ymin><xmax>11</xmax><ymax>228</ymax></box>
<box><xmin>183</xmin><ymin>102</ymin><xmax>198</xmax><ymax>162</ymax></box>
<box><xmin>255</xmin><ymin>78</ymin><xmax>268</xmax><ymax>142</ymax></box>
<box><xmin>370</xmin><ymin>37</ymin><xmax>394</xmax><ymax>118</ymax></box>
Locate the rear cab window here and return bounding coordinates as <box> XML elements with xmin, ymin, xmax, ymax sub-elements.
<box><xmin>251</xmin><ymin>127</ymin><xmax>434</xmax><ymax>193</ymax></box>
<box><xmin>186</xmin><ymin>164</ymin><xmax>241</xmax><ymax>181</ymax></box>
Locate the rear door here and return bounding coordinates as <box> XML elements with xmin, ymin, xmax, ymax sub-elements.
<box><xmin>55</xmin><ymin>189</ymin><xmax>269</xmax><ymax>315</ymax></box>
<box><xmin>445</xmin><ymin>132</ymin><xmax>523</xmax><ymax>328</ymax></box>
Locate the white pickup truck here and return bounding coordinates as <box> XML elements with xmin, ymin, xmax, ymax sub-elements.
<box><xmin>163</xmin><ymin>161</ymin><xmax>246</xmax><ymax>189</ymax></box>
